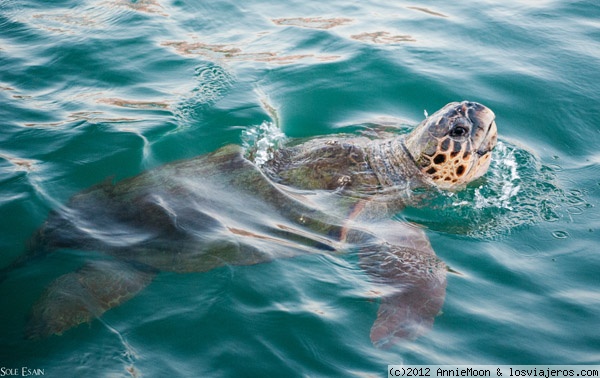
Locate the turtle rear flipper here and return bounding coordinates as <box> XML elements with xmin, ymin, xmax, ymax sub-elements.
<box><xmin>26</xmin><ymin>260</ymin><xmax>156</xmax><ymax>339</ymax></box>
<box><xmin>359</xmin><ymin>244</ymin><xmax>447</xmax><ymax>348</ymax></box>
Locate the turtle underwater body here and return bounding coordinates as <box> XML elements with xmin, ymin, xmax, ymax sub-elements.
<box><xmin>4</xmin><ymin>101</ymin><xmax>497</xmax><ymax>348</ymax></box>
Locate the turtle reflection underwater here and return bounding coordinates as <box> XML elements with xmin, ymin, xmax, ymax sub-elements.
<box><xmin>7</xmin><ymin>101</ymin><xmax>497</xmax><ymax>348</ymax></box>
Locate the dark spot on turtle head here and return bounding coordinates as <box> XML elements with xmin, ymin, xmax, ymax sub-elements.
<box><xmin>433</xmin><ymin>154</ymin><xmax>446</xmax><ymax>164</ymax></box>
<box><xmin>456</xmin><ymin>165</ymin><xmax>466</xmax><ymax>176</ymax></box>
<box><xmin>463</xmin><ymin>152</ymin><xmax>471</xmax><ymax>160</ymax></box>
<box><xmin>441</xmin><ymin>138</ymin><xmax>451</xmax><ymax>151</ymax></box>
<box><xmin>426</xmin><ymin>167</ymin><xmax>437</xmax><ymax>175</ymax></box>
<box><xmin>444</xmin><ymin>177</ymin><xmax>452</xmax><ymax>182</ymax></box>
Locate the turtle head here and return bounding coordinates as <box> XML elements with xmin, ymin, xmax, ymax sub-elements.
<box><xmin>404</xmin><ymin>101</ymin><xmax>497</xmax><ymax>189</ymax></box>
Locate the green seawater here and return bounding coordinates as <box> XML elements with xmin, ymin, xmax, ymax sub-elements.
<box><xmin>0</xmin><ymin>0</ymin><xmax>599</xmax><ymax>376</ymax></box>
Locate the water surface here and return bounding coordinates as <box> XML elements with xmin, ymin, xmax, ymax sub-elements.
<box><xmin>0</xmin><ymin>0</ymin><xmax>599</xmax><ymax>376</ymax></box>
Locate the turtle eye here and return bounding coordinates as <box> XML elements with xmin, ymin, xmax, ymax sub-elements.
<box><xmin>449</xmin><ymin>126</ymin><xmax>468</xmax><ymax>138</ymax></box>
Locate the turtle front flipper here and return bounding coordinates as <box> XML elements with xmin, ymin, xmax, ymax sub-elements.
<box><xmin>26</xmin><ymin>260</ymin><xmax>156</xmax><ymax>339</ymax></box>
<box><xmin>359</xmin><ymin>244</ymin><xmax>447</xmax><ymax>348</ymax></box>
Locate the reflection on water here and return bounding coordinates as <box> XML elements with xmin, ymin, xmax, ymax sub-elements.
<box><xmin>0</xmin><ymin>153</ymin><xmax>37</xmax><ymax>172</ymax></box>
<box><xmin>30</xmin><ymin>12</ymin><xmax>100</xmax><ymax>33</ymax></box>
<box><xmin>271</xmin><ymin>17</ymin><xmax>354</xmax><ymax>29</ymax></box>
<box><xmin>106</xmin><ymin>0</ymin><xmax>168</xmax><ymax>16</ymax></box>
<box><xmin>97</xmin><ymin>98</ymin><xmax>170</xmax><ymax>110</ymax></box>
<box><xmin>162</xmin><ymin>38</ymin><xmax>342</xmax><ymax>64</ymax></box>
<box><xmin>350</xmin><ymin>31</ymin><xmax>416</xmax><ymax>44</ymax></box>
<box><xmin>406</xmin><ymin>6</ymin><xmax>448</xmax><ymax>18</ymax></box>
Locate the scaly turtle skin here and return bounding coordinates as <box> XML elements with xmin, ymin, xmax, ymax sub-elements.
<box><xmin>5</xmin><ymin>101</ymin><xmax>497</xmax><ymax>348</ymax></box>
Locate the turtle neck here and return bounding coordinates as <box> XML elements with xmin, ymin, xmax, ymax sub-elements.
<box><xmin>366</xmin><ymin>137</ymin><xmax>428</xmax><ymax>190</ymax></box>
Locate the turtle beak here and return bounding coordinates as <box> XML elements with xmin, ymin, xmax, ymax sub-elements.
<box><xmin>476</xmin><ymin>119</ymin><xmax>497</xmax><ymax>156</ymax></box>
<box><xmin>465</xmin><ymin>103</ymin><xmax>497</xmax><ymax>181</ymax></box>
<box><xmin>468</xmin><ymin>103</ymin><xmax>497</xmax><ymax>155</ymax></box>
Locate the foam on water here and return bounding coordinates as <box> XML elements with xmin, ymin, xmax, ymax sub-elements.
<box><xmin>473</xmin><ymin>141</ymin><xmax>521</xmax><ymax>210</ymax></box>
<box><xmin>242</xmin><ymin>121</ymin><xmax>287</xmax><ymax>166</ymax></box>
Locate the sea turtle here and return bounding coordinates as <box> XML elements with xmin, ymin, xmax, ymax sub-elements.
<box><xmin>3</xmin><ymin>101</ymin><xmax>497</xmax><ymax>348</ymax></box>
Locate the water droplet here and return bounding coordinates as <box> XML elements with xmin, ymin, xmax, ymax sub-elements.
<box><xmin>552</xmin><ymin>230</ymin><xmax>569</xmax><ymax>239</ymax></box>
